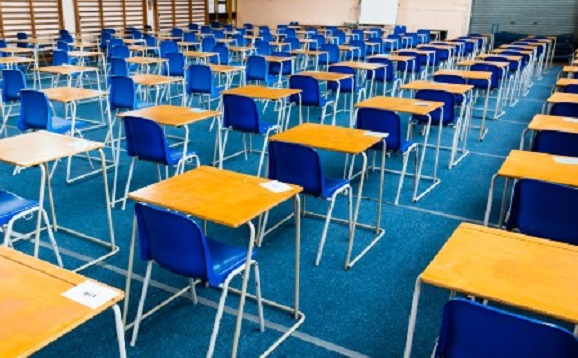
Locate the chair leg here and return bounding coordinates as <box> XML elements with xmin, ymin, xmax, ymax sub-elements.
<box><xmin>207</xmin><ymin>277</ymin><xmax>232</xmax><ymax>357</ymax></box>
<box><xmin>315</xmin><ymin>195</ymin><xmax>337</xmax><ymax>266</ymax></box>
<box><xmin>396</xmin><ymin>151</ymin><xmax>410</xmax><ymax>205</ymax></box>
<box><xmin>253</xmin><ymin>262</ymin><xmax>265</xmax><ymax>332</ymax></box>
<box><xmin>122</xmin><ymin>158</ymin><xmax>136</xmax><ymax>210</ymax></box>
<box><xmin>42</xmin><ymin>209</ymin><xmax>63</xmax><ymax>267</ymax></box>
<box><xmin>256</xmin><ymin>210</ymin><xmax>269</xmax><ymax>247</ymax></box>
<box><xmin>189</xmin><ymin>278</ymin><xmax>198</xmax><ymax>304</ymax></box>
<box><xmin>130</xmin><ymin>260</ymin><xmax>153</xmax><ymax>347</ymax></box>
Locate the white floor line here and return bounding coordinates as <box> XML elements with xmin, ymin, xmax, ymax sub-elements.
<box><xmin>388</xmin><ymin>202</ymin><xmax>485</xmax><ymax>225</ymax></box>
<box><xmin>467</xmin><ymin>151</ymin><xmax>508</xmax><ymax>159</ymax></box>
<box><xmin>29</xmin><ymin>243</ymin><xmax>370</xmax><ymax>358</ymax></box>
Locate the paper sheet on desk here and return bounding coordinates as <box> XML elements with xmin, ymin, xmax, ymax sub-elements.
<box><xmin>62</xmin><ymin>280</ymin><xmax>120</xmax><ymax>309</ymax></box>
<box><xmin>563</xmin><ymin>117</ymin><xmax>578</xmax><ymax>123</ymax></box>
<box><xmin>554</xmin><ymin>156</ymin><xmax>578</xmax><ymax>165</ymax></box>
<box><xmin>364</xmin><ymin>131</ymin><xmax>389</xmax><ymax>138</ymax></box>
<box><xmin>260</xmin><ymin>180</ymin><xmax>292</xmax><ymax>193</ymax></box>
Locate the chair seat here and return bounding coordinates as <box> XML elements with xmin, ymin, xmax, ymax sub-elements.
<box><xmin>321</xmin><ymin>177</ymin><xmax>349</xmax><ymax>198</ymax></box>
<box><xmin>0</xmin><ymin>190</ymin><xmax>38</xmax><ymax>226</ymax></box>
<box><xmin>166</xmin><ymin>147</ymin><xmax>197</xmax><ymax>166</ymax></box>
<box><xmin>206</xmin><ymin>237</ymin><xmax>256</xmax><ymax>285</ymax></box>
<box><xmin>51</xmin><ymin>116</ymin><xmax>89</xmax><ymax>134</ymax></box>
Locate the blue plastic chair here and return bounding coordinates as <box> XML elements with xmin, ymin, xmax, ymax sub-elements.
<box><xmin>120</xmin><ymin>116</ymin><xmax>200</xmax><ymax>209</ymax></box>
<box><xmin>18</xmin><ymin>90</ymin><xmax>86</xmax><ymax>134</ymax></box>
<box><xmin>183</xmin><ymin>32</ymin><xmax>197</xmax><ymax>45</ymax></box>
<box><xmin>565</xmin><ymin>84</ymin><xmax>578</xmax><ymax>94</ymax></box>
<box><xmin>130</xmin><ymin>202</ymin><xmax>263</xmax><ymax>356</ymax></box>
<box><xmin>109</xmin><ymin>76</ymin><xmax>153</xmax><ymax>112</ymax></box>
<box><xmin>435</xmin><ymin>298</ymin><xmax>578</xmax><ymax>358</ymax></box>
<box><xmin>413</xmin><ymin>89</ymin><xmax>457</xmax><ymax>127</ymax></box>
<box><xmin>201</xmin><ymin>36</ymin><xmax>216</xmax><ymax>52</ymax></box>
<box><xmin>246</xmin><ymin>55</ymin><xmax>278</xmax><ymax>86</ymax></box>
<box><xmin>221</xmin><ymin>94</ymin><xmax>279</xmax><ymax>176</ymax></box>
<box><xmin>416</xmin><ymin>29</ymin><xmax>431</xmax><ymax>44</ymax></box>
<box><xmin>267</xmin><ymin>140</ymin><xmax>351</xmax><ymax>265</ymax></box>
<box><xmin>52</xmin><ymin>50</ymin><xmax>73</xmax><ymax>66</ymax></box>
<box><xmin>213</xmin><ymin>30</ymin><xmax>225</xmax><ymax>40</ymax></box>
<box><xmin>506</xmin><ymin>179</ymin><xmax>578</xmax><ymax>245</ymax></box>
<box><xmin>210</xmin><ymin>43</ymin><xmax>229</xmax><ymax>65</ymax></box>
<box><xmin>0</xmin><ymin>69</ymin><xmax>25</xmax><ymax>135</ymax></box>
<box><xmin>189</xmin><ymin>23</ymin><xmax>199</xmax><ymax>31</ymax></box>
<box><xmin>433</xmin><ymin>74</ymin><xmax>469</xmax><ymax>105</ymax></box>
<box><xmin>185</xmin><ymin>64</ymin><xmax>223</xmax><ymax>109</ymax></box>
<box><xmin>531</xmin><ymin>130</ymin><xmax>578</xmax><ymax>157</ymax></box>
<box><xmin>318</xmin><ymin>43</ymin><xmax>340</xmax><ymax>69</ymax></box>
<box><xmin>163</xmin><ymin>52</ymin><xmax>185</xmax><ymax>77</ymax></box>
<box><xmin>289</xmin><ymin>74</ymin><xmax>334</xmax><ymax>126</ymax></box>
<box><xmin>367</xmin><ymin>57</ymin><xmax>400</xmax><ymax>96</ymax></box>
<box><xmin>160</xmin><ymin>40</ymin><xmax>179</xmax><ymax>58</ymax></box>
<box><xmin>255</xmin><ymin>40</ymin><xmax>271</xmax><ymax>56</ymax></box>
<box><xmin>328</xmin><ymin>65</ymin><xmax>366</xmax><ymax>124</ymax></box>
<box><xmin>232</xmin><ymin>33</ymin><xmax>246</xmax><ymax>47</ymax></box>
<box><xmin>550</xmin><ymin>102</ymin><xmax>578</xmax><ymax>117</ymax></box>
<box><xmin>16</xmin><ymin>33</ymin><xmax>30</xmax><ymax>48</ymax></box>
<box><xmin>170</xmin><ymin>28</ymin><xmax>184</xmax><ymax>38</ymax></box>
<box><xmin>310</xmin><ymin>35</ymin><xmax>325</xmax><ymax>51</ymax></box>
<box><xmin>109</xmin><ymin>57</ymin><xmax>130</xmax><ymax>77</ymax></box>
<box><xmin>0</xmin><ymin>190</ymin><xmax>62</xmax><ymax>266</ymax></box>
<box><xmin>346</xmin><ymin>40</ymin><xmax>367</xmax><ymax>61</ymax></box>
<box><xmin>269</xmin><ymin>51</ymin><xmax>292</xmax><ymax>82</ymax></box>
<box><xmin>285</xmin><ymin>37</ymin><xmax>300</xmax><ymax>51</ymax></box>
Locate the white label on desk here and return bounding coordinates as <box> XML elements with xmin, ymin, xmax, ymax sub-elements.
<box><xmin>67</xmin><ymin>141</ymin><xmax>91</xmax><ymax>149</ymax></box>
<box><xmin>414</xmin><ymin>102</ymin><xmax>431</xmax><ymax>107</ymax></box>
<box><xmin>364</xmin><ymin>131</ymin><xmax>389</xmax><ymax>138</ymax></box>
<box><xmin>563</xmin><ymin>117</ymin><xmax>578</xmax><ymax>123</ymax></box>
<box><xmin>189</xmin><ymin>108</ymin><xmax>206</xmax><ymax>113</ymax></box>
<box><xmin>62</xmin><ymin>280</ymin><xmax>120</xmax><ymax>309</ymax></box>
<box><xmin>260</xmin><ymin>180</ymin><xmax>292</xmax><ymax>193</ymax></box>
<box><xmin>554</xmin><ymin>156</ymin><xmax>578</xmax><ymax>165</ymax></box>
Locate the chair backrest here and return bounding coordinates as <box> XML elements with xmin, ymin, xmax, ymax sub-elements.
<box><xmin>165</xmin><ymin>52</ymin><xmax>185</xmax><ymax>77</ymax></box>
<box><xmin>246</xmin><ymin>55</ymin><xmax>269</xmax><ymax>82</ymax></box>
<box><xmin>367</xmin><ymin>57</ymin><xmax>394</xmax><ymax>82</ymax></box>
<box><xmin>134</xmin><ymin>203</ymin><xmax>219</xmax><ymax>283</ymax></box>
<box><xmin>470</xmin><ymin>63</ymin><xmax>501</xmax><ymax>89</ymax></box>
<box><xmin>268</xmin><ymin>140</ymin><xmax>324</xmax><ymax>196</ymax></box>
<box><xmin>347</xmin><ymin>40</ymin><xmax>366</xmax><ymax>60</ymax></box>
<box><xmin>200</xmin><ymin>26</ymin><xmax>212</xmax><ymax>34</ymax></box>
<box><xmin>435</xmin><ymin>298</ymin><xmax>578</xmax><ymax>358</ymax></box>
<box><xmin>171</xmin><ymin>28</ymin><xmax>184</xmax><ymax>38</ymax></box>
<box><xmin>232</xmin><ymin>33</ymin><xmax>246</xmax><ymax>47</ymax></box>
<box><xmin>397</xmin><ymin>51</ymin><xmax>421</xmax><ymax>72</ymax></box>
<box><xmin>369</xmin><ymin>27</ymin><xmax>383</xmax><ymax>39</ymax></box>
<box><xmin>186</xmin><ymin>64</ymin><xmax>214</xmax><ymax>95</ymax></box>
<box><xmin>334</xmin><ymin>30</ymin><xmax>346</xmax><ymax>45</ymax></box>
<box><xmin>183</xmin><ymin>32</ymin><xmax>196</xmax><ymax>43</ymax></box>
<box><xmin>213</xmin><ymin>30</ymin><xmax>225</xmax><ymax>39</ymax></box>
<box><xmin>123</xmin><ymin>116</ymin><xmax>170</xmax><ymax>163</ymax></box>
<box><xmin>144</xmin><ymin>34</ymin><xmax>157</xmax><ymax>47</ymax></box>
<box><xmin>110</xmin><ymin>44</ymin><xmax>130</xmax><ymax>59</ymax></box>
<box><xmin>1</xmin><ymin>69</ymin><xmax>26</xmax><ymax>102</ymax></box>
<box><xmin>56</xmin><ymin>40</ymin><xmax>70</xmax><ymax>52</ymax></box>
<box><xmin>224</xmin><ymin>24</ymin><xmax>233</xmax><ymax>32</ymax></box>
<box><xmin>189</xmin><ymin>23</ymin><xmax>200</xmax><ymax>31</ymax></box>
<box><xmin>351</xmin><ymin>29</ymin><xmax>364</xmax><ymax>41</ymax></box>
<box><xmin>255</xmin><ymin>40</ymin><xmax>271</xmax><ymax>56</ymax></box>
<box><xmin>18</xmin><ymin>90</ymin><xmax>52</xmax><ymax>132</ymax></box>
<box><xmin>433</xmin><ymin>74</ymin><xmax>467</xmax><ymax>85</ymax></box>
<box><xmin>285</xmin><ymin>28</ymin><xmax>297</xmax><ymax>39</ymax></box>
<box><xmin>565</xmin><ymin>84</ymin><xmax>578</xmax><ymax>94</ymax></box>
<box><xmin>289</xmin><ymin>75</ymin><xmax>321</xmax><ymax>106</ymax></box>
<box><xmin>320</xmin><ymin>43</ymin><xmax>339</xmax><ymax>64</ymax></box>
<box><xmin>201</xmin><ymin>36</ymin><xmax>216</xmax><ymax>52</ymax></box>
<box><xmin>244</xmin><ymin>23</ymin><xmax>254</xmax><ymax>30</ymax></box>
<box><xmin>394</xmin><ymin>25</ymin><xmax>406</xmax><ymax>35</ymax></box>
<box><xmin>415</xmin><ymin>89</ymin><xmax>455</xmax><ymax>125</ymax></box>
<box><xmin>109</xmin><ymin>75</ymin><xmax>138</xmax><ymax>111</ymax></box>
<box><xmin>356</xmin><ymin>108</ymin><xmax>403</xmax><ymax>151</ymax></box>
<box><xmin>110</xmin><ymin>57</ymin><xmax>130</xmax><ymax>77</ymax></box>
<box><xmin>327</xmin><ymin>65</ymin><xmax>355</xmax><ymax>92</ymax></box>
<box><xmin>550</xmin><ymin>102</ymin><xmax>578</xmax><ymax>117</ymax></box>
<box><xmin>160</xmin><ymin>40</ymin><xmax>179</xmax><ymax>58</ymax></box>
<box><xmin>222</xmin><ymin>94</ymin><xmax>260</xmax><ymax>132</ymax></box>
<box><xmin>285</xmin><ymin>37</ymin><xmax>300</xmax><ymax>51</ymax></box>
<box><xmin>310</xmin><ymin>34</ymin><xmax>325</xmax><ymax>51</ymax></box>
<box><xmin>532</xmin><ymin>130</ymin><xmax>578</xmax><ymax>161</ymax></box>
<box><xmin>211</xmin><ymin>43</ymin><xmax>229</xmax><ymax>65</ymax></box>
<box><xmin>52</xmin><ymin>50</ymin><xmax>70</xmax><ymax>66</ymax></box>
<box><xmin>506</xmin><ymin>179</ymin><xmax>578</xmax><ymax>245</ymax></box>
<box><xmin>417</xmin><ymin>29</ymin><xmax>431</xmax><ymax>43</ymax></box>
<box><xmin>269</xmin><ymin>51</ymin><xmax>292</xmax><ymax>75</ymax></box>
<box><xmin>211</xmin><ymin>21</ymin><xmax>220</xmax><ymax>28</ymax></box>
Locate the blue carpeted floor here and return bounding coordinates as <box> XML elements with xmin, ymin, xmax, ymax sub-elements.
<box><xmin>1</xmin><ymin>65</ymin><xmax>561</xmax><ymax>357</ymax></box>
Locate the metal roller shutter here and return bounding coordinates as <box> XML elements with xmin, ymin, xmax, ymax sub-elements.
<box><xmin>0</xmin><ymin>0</ymin><xmax>63</xmax><ymax>40</ymax></box>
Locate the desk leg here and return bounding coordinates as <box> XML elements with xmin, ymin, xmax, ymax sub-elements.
<box><xmin>483</xmin><ymin>174</ymin><xmax>498</xmax><ymax>226</ymax></box>
<box><xmin>112</xmin><ymin>304</ymin><xmax>127</xmax><ymax>358</ymax></box>
<box><xmin>412</xmin><ymin>114</ymin><xmax>431</xmax><ymax>202</ymax></box>
<box><xmin>479</xmin><ymin>79</ymin><xmax>490</xmax><ymax>141</ymax></box>
<box><xmin>123</xmin><ymin>215</ymin><xmax>138</xmax><ymax>325</ymax></box>
<box><xmin>34</xmin><ymin>163</ymin><xmax>48</xmax><ymax>258</ymax></box>
<box><xmin>231</xmin><ymin>221</ymin><xmax>256</xmax><ymax>358</ymax></box>
<box><xmin>498</xmin><ymin>177</ymin><xmax>511</xmax><ymax>229</ymax></box>
<box><xmin>345</xmin><ymin>152</ymin><xmax>367</xmax><ymax>269</ymax></box>
<box><xmin>403</xmin><ymin>277</ymin><xmax>422</xmax><ymax>358</ymax></box>
<box><xmin>293</xmin><ymin>194</ymin><xmax>301</xmax><ymax>319</ymax></box>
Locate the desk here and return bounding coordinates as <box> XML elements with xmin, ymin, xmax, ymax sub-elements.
<box><xmin>543</xmin><ymin>92</ymin><xmax>578</xmax><ymax>114</ymax></box>
<box><xmin>521</xmin><ymin>114</ymin><xmax>578</xmax><ymax>150</ymax></box>
<box><xmin>126</xmin><ymin>56</ymin><xmax>168</xmax><ymax>74</ymax></box>
<box><xmin>270</xmin><ymin>123</ymin><xmax>385</xmax><ymax>268</ymax></box>
<box><xmin>67</xmin><ymin>50</ymin><xmax>104</xmax><ymax>67</ymax></box>
<box><xmin>289</xmin><ymin>49</ymin><xmax>327</xmax><ymax>71</ymax></box>
<box><xmin>0</xmin><ymin>247</ymin><xmax>126</xmax><ymax>357</ymax></box>
<box><xmin>126</xmin><ymin>166</ymin><xmax>304</xmax><ymax>357</ymax></box>
<box><xmin>113</xmin><ymin>105</ymin><xmax>221</xmax><ymax>206</ymax></box>
<box><xmin>400</xmin><ymin>80</ymin><xmax>473</xmax><ymax>168</ymax></box>
<box><xmin>368</xmin><ymin>54</ymin><xmax>415</xmax><ymax>84</ymax></box>
<box><xmin>264</xmin><ymin>55</ymin><xmax>294</xmax><ymax>86</ymax></box>
<box><xmin>356</xmin><ymin>96</ymin><xmax>444</xmax><ymax>201</ymax></box>
<box><xmin>34</xmin><ymin>65</ymin><xmax>101</xmax><ymax>90</ymax></box>
<box><xmin>435</xmin><ymin>69</ymin><xmax>494</xmax><ymax>140</ymax></box>
<box><xmin>298</xmin><ymin>70</ymin><xmax>353</xmax><ymax>125</ymax></box>
<box><xmin>562</xmin><ymin>65</ymin><xmax>578</xmax><ymax>78</ymax></box>
<box><xmin>555</xmin><ymin>77</ymin><xmax>578</xmax><ymax>90</ymax></box>
<box><xmin>0</xmin><ymin>131</ymin><xmax>117</xmax><ymax>271</ymax></box>
<box><xmin>403</xmin><ymin>222</ymin><xmax>578</xmax><ymax>358</ymax></box>
<box><xmin>484</xmin><ymin>150</ymin><xmax>578</xmax><ymax>226</ymax></box>
<box><xmin>210</xmin><ymin>64</ymin><xmax>246</xmax><ymax>89</ymax></box>
<box><xmin>131</xmin><ymin>73</ymin><xmax>185</xmax><ymax>105</ymax></box>
<box><xmin>0</xmin><ymin>56</ymin><xmax>34</xmax><ymax>71</ymax></box>
<box><xmin>183</xmin><ymin>50</ymin><xmax>218</xmax><ymax>64</ymax></box>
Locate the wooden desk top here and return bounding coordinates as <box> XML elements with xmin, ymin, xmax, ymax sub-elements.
<box><xmin>422</xmin><ymin>223</ymin><xmax>578</xmax><ymax>324</ymax></box>
<box><xmin>431</xmin><ymin>42</ymin><xmax>460</xmax><ymax>48</ymax></box>
<box><xmin>73</xmin><ymin>42</ymin><xmax>98</xmax><ymax>48</ymax></box>
<box><xmin>289</xmin><ymin>50</ymin><xmax>327</xmax><ymax>56</ymax></box>
<box><xmin>556</xmin><ymin>78</ymin><xmax>578</xmax><ymax>87</ymax></box>
<box><xmin>127</xmin><ymin>56</ymin><xmax>168</xmax><ymax>64</ymax></box>
<box><xmin>222</xmin><ymin>85</ymin><xmax>301</xmax><ymax>100</ymax></box>
<box><xmin>177</xmin><ymin>41</ymin><xmax>200</xmax><ymax>47</ymax></box>
<box><xmin>501</xmin><ymin>45</ymin><xmax>536</xmax><ymax>51</ymax></box>
<box><xmin>457</xmin><ymin>59</ymin><xmax>509</xmax><ymax>68</ymax></box>
<box><xmin>42</xmin><ymin>87</ymin><xmax>107</xmax><ymax>103</ymax></box>
<box><xmin>183</xmin><ymin>51</ymin><xmax>217</xmax><ymax>58</ymax></box>
<box><xmin>435</xmin><ymin>69</ymin><xmax>491</xmax><ymax>80</ymax></box>
<box><xmin>298</xmin><ymin>70</ymin><xmax>353</xmax><ymax>82</ymax></box>
<box><xmin>0</xmin><ymin>247</ymin><xmax>123</xmax><ymax>357</ymax></box>
<box><xmin>210</xmin><ymin>64</ymin><xmax>245</xmax><ymax>73</ymax></box>
<box><xmin>16</xmin><ymin>38</ymin><xmax>52</xmax><ymax>45</ymax></box>
<box><xmin>401</xmin><ymin>80</ymin><xmax>473</xmax><ymax>95</ymax></box>
<box><xmin>132</xmin><ymin>74</ymin><xmax>182</xmax><ymax>86</ymax></box>
<box><xmin>547</xmin><ymin>92</ymin><xmax>578</xmax><ymax>104</ymax></box>
<box><xmin>229</xmin><ymin>46</ymin><xmax>252</xmax><ymax>52</ymax></box>
<box><xmin>34</xmin><ymin>65</ymin><xmax>98</xmax><ymax>74</ymax></box>
<box><xmin>128</xmin><ymin>166</ymin><xmax>302</xmax><ymax>228</ymax></box>
<box><xmin>118</xmin><ymin>105</ymin><xmax>220</xmax><ymax>126</ymax></box>
<box><xmin>528</xmin><ymin>114</ymin><xmax>578</xmax><ymax>134</ymax></box>
<box><xmin>67</xmin><ymin>51</ymin><xmax>102</xmax><ymax>57</ymax></box>
<box><xmin>368</xmin><ymin>54</ymin><xmax>415</xmax><ymax>61</ymax></box>
<box><xmin>0</xmin><ymin>47</ymin><xmax>34</xmax><ymax>54</ymax></box>
<box><xmin>355</xmin><ymin>96</ymin><xmax>444</xmax><ymax>116</ymax></box>
<box><xmin>417</xmin><ymin>44</ymin><xmax>453</xmax><ymax>51</ymax></box>
<box><xmin>0</xmin><ymin>56</ymin><xmax>34</xmax><ymax>64</ymax></box>
<box><xmin>338</xmin><ymin>45</ymin><xmax>356</xmax><ymax>51</ymax></box>
<box><xmin>0</xmin><ymin>131</ymin><xmax>102</xmax><ymax>167</ymax></box>
<box><xmin>264</xmin><ymin>55</ymin><xmax>293</xmax><ymax>62</ymax></box>
<box><xmin>478</xmin><ymin>53</ymin><xmax>523</xmax><ymax>62</ymax></box>
<box><xmin>123</xmin><ymin>38</ymin><xmax>145</xmax><ymax>45</ymax></box>
<box><xmin>498</xmin><ymin>150</ymin><xmax>578</xmax><ymax>187</ymax></box>
<box><xmin>270</xmin><ymin>123</ymin><xmax>381</xmax><ymax>155</ymax></box>
<box><xmin>492</xmin><ymin>48</ymin><xmax>533</xmax><ymax>55</ymax></box>
<box><xmin>332</xmin><ymin>61</ymin><xmax>384</xmax><ymax>71</ymax></box>
<box><xmin>562</xmin><ymin>66</ymin><xmax>578</xmax><ymax>73</ymax></box>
